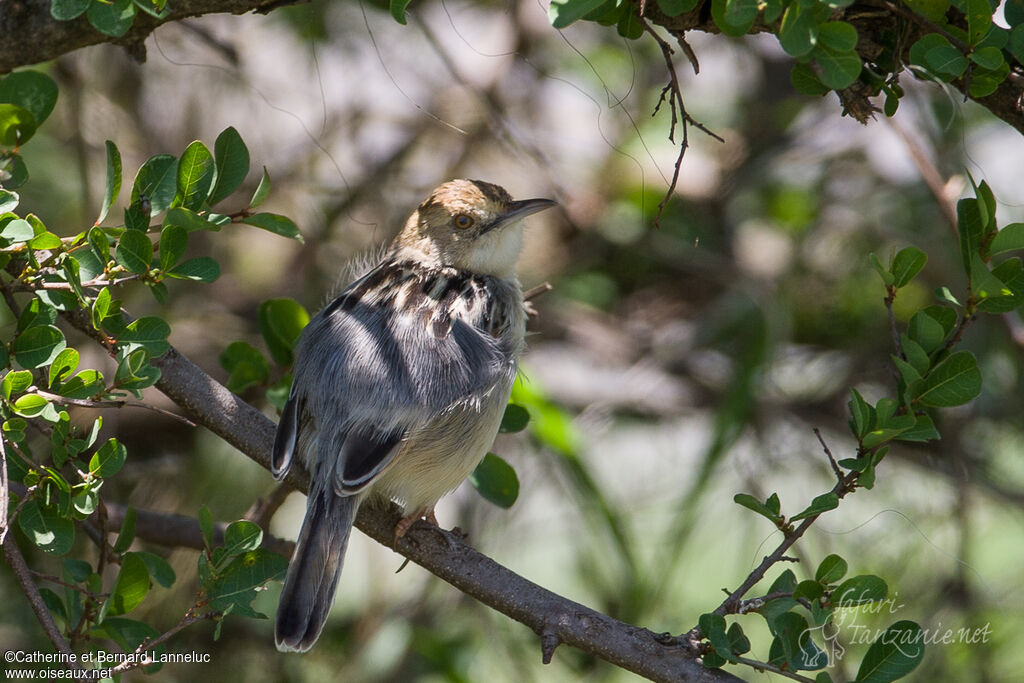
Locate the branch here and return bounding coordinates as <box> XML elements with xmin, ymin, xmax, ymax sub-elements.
<box><xmin>0</xmin><ymin>0</ymin><xmax>304</xmax><ymax>75</ymax></box>
<box><xmin>59</xmin><ymin>311</ymin><xmax>740</xmax><ymax>681</ymax></box>
<box><xmin>2</xmin><ymin>533</ymin><xmax>89</xmax><ymax>682</ymax></box>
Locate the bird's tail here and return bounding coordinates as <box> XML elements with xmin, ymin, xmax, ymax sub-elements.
<box><xmin>275</xmin><ymin>476</ymin><xmax>358</xmax><ymax>652</ymax></box>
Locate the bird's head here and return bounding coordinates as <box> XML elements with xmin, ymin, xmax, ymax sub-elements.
<box><xmin>392</xmin><ymin>179</ymin><xmax>556</xmax><ymax>277</ymax></box>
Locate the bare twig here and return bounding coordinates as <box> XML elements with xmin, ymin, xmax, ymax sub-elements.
<box><xmin>640</xmin><ymin>17</ymin><xmax>723</xmax><ymax>229</ymax></box>
<box><xmin>33</xmin><ymin>389</ymin><xmax>196</xmax><ymax>427</ymax></box>
<box><xmin>814</xmin><ymin>428</ymin><xmax>843</xmax><ymax>481</ymax></box>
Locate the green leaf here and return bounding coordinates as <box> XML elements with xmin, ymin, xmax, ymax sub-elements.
<box><xmin>104</xmin><ymin>552</ymin><xmax>150</xmax><ymax>616</ymax></box>
<box><xmin>549</xmin><ymin>0</ymin><xmax>609</xmax><ymax>28</ymax></box>
<box><xmin>957</xmin><ymin>197</ymin><xmax>985</xmax><ymax>275</ymax></box>
<box><xmin>814</xmin><ymin>44</ymin><xmax>862</xmax><ymax>89</ymax></box>
<box><xmin>779</xmin><ymin>4</ymin><xmax>820</xmax><ymax>58</ymax></box>
<box><xmin>790</xmin><ymin>63</ymin><xmax>831</xmax><ymax>96</ymax></box>
<box><xmin>17</xmin><ymin>297</ymin><xmax>57</xmax><ymax>332</ymax></box>
<box><xmin>2</xmin><ymin>369</ymin><xmax>33</xmax><ymax>399</ymax></box>
<box><xmin>733</xmin><ymin>492</ymin><xmax>782</xmax><ymax>522</ymax></box>
<box><xmin>0</xmin><ymin>189</ymin><xmax>18</xmax><ymax>212</ymax></box>
<box><xmin>113</xmin><ymin>507</ymin><xmax>137</xmax><ymax>553</ymax></box>
<box><xmin>87</xmin><ymin>0</ymin><xmax>137</xmax><ymax>38</ymax></box>
<box><xmin>989</xmin><ymin>222</ymin><xmax>1024</xmax><ymax>255</ymax></box>
<box><xmin>223</xmin><ymin>520</ymin><xmax>263</xmax><ymax>556</ymax></box>
<box><xmin>903</xmin><ymin>0</ymin><xmax>950</xmax><ymax>22</ymax></box>
<box><xmin>616</xmin><ymin>6</ymin><xmax>642</xmax><ymax>39</ymax></box>
<box><xmin>163</xmin><ymin>206</ymin><xmax>219</xmax><ymax>232</ymax></box>
<box><xmin>199</xmin><ymin>506</ymin><xmax>215</xmax><ymax>549</ymax></box>
<box><xmin>241</xmin><ymin>212</ymin><xmax>303</xmax><ymax>242</ymax></box>
<box><xmin>1008</xmin><ymin>0</ymin><xmax>1024</xmax><ymax>26</ymax></box>
<box><xmin>896</xmin><ymin>412</ymin><xmax>940</xmax><ymax>442</ymax></box>
<box><xmin>51</xmin><ymin>0</ymin><xmax>92</xmax><ymax>20</ymax></box>
<box><xmin>250</xmin><ymin>167</ymin><xmax>271</xmax><ymax>208</ymax></box>
<box><xmin>815</xmin><ymin>554</ymin><xmax>848</xmax><ymax>584</ymax></box>
<box><xmin>120</xmin><ymin>316</ymin><xmax>171</xmax><ymax>356</ymax></box>
<box><xmin>219</xmin><ymin>341</ymin><xmax>270</xmax><ymax>393</ymax></box>
<box><xmin>390</xmin><ymin>0</ymin><xmax>413</xmax><ymax>24</ymax></box>
<box><xmin>18</xmin><ymin>500</ymin><xmax>75</xmax><ymax>555</ymax></box>
<box><xmin>0</xmin><ymin>71</ymin><xmax>58</xmax><ymax>126</ymax></box>
<box><xmin>175</xmin><ymin>140</ymin><xmax>216</xmax><ymax>212</ymax></box>
<box><xmin>870</xmin><ymin>252</ymin><xmax>895</xmax><ymax>285</ymax></box>
<box><xmin>965</xmin><ymin>0</ymin><xmax>992</xmax><ymax>45</ymax></box>
<box><xmin>925</xmin><ymin>44</ymin><xmax>969</xmax><ymax>78</ymax></box>
<box><xmin>499</xmin><ymin>403</ymin><xmax>530</xmax><ymax>433</ymax></box>
<box><xmin>1</xmin><ymin>217</ymin><xmax>35</xmax><ymax>242</ymax></box>
<box><xmin>969</xmin><ymin>61</ymin><xmax>1011</xmax><ymax>97</ymax></box>
<box><xmin>656</xmin><ymin>0</ymin><xmax>700</xmax><ymax>17</ymax></box>
<box><xmin>48</xmin><ymin>347</ymin><xmax>79</xmax><ymax>387</ymax></box>
<box><xmin>0</xmin><ymin>104</ymin><xmax>37</xmax><ymax>147</ymax></box>
<box><xmin>711</xmin><ymin>0</ymin><xmax>758</xmax><ymax>36</ymax></box>
<box><xmin>167</xmin><ymin>256</ymin><xmax>220</xmax><ymax>283</ymax></box>
<box><xmin>115</xmin><ymin>229</ymin><xmax>153</xmax><ymax>274</ymax></box>
<box><xmin>12</xmin><ymin>393</ymin><xmax>49</xmax><ymax>417</ymax></box>
<box><xmin>469</xmin><ymin>452</ymin><xmax>520</xmax><ymax>508</ymax></box>
<box><xmin>908</xmin><ymin>309</ymin><xmax>946</xmax><ymax>353</ymax></box>
<box><xmin>855</xmin><ymin>620</ymin><xmax>925</xmax><ymax>682</ymax></box>
<box><xmin>131</xmin><ymin>154</ymin><xmax>178</xmax><ymax>216</ymax></box>
<box><xmin>1011</xmin><ymin>24</ymin><xmax>1024</xmax><ymax>64</ymax></box>
<box><xmin>258</xmin><ymin>298</ymin><xmax>310</xmax><ymax>366</ymax></box>
<box><xmin>158</xmin><ymin>224</ymin><xmax>188</xmax><ymax>271</ymax></box>
<box><xmin>834</xmin><ymin>574</ymin><xmax>888</xmax><ymax>606</ymax></box>
<box><xmin>136</xmin><ymin>551</ymin><xmax>176</xmax><ymax>588</ymax></box>
<box><xmin>791</xmin><ymin>492</ymin><xmax>839</xmax><ymax>521</ymax></box>
<box><xmin>95</xmin><ymin>141</ymin><xmax>122</xmax><ymax>225</ymax></box>
<box><xmin>970</xmin><ymin>45</ymin><xmax>1004</xmax><ymax>70</ymax></box>
<box><xmin>818</xmin><ymin>21</ymin><xmax>858</xmax><ymax>52</ymax></box>
<box><xmin>699</xmin><ymin>613</ymin><xmax>735</xmax><ymax>661</ymax></box>
<box><xmin>916</xmin><ymin>350</ymin><xmax>981</xmax><ymax>407</ymax></box>
<box><xmin>90</xmin><ymin>438</ymin><xmax>127</xmax><ymax>477</ymax></box>
<box><xmin>208</xmin><ymin>549</ymin><xmax>288</xmax><ymax>611</ymax></box>
<box><xmin>770</xmin><ymin>612</ymin><xmax>825</xmax><ymax>671</ymax></box>
<box><xmin>208</xmin><ymin>127</ymin><xmax>250</xmax><ymax>206</ymax></box>
<box><xmin>726</xmin><ymin>622</ymin><xmax>751</xmax><ymax>656</ymax></box>
<box><xmin>13</xmin><ymin>324</ymin><xmax>66</xmax><ymax>368</ymax></box>
<box><xmin>890</xmin><ymin>246</ymin><xmax>927</xmax><ymax>287</ymax></box>
<box><xmin>0</xmin><ymin>151</ymin><xmax>32</xmax><ymax>190</ymax></box>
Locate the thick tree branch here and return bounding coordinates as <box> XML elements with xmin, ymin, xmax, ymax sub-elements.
<box><xmin>0</xmin><ymin>0</ymin><xmax>303</xmax><ymax>74</ymax></box>
<box><xmin>55</xmin><ymin>311</ymin><xmax>739</xmax><ymax>681</ymax></box>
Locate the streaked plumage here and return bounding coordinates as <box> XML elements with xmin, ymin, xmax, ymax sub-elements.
<box><xmin>272</xmin><ymin>179</ymin><xmax>555</xmax><ymax>652</ymax></box>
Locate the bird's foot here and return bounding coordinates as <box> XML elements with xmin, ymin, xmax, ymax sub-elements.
<box><xmin>393</xmin><ymin>507</ymin><xmax>438</xmax><ymax>546</ymax></box>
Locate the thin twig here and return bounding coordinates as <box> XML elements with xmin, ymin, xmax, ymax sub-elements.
<box><xmin>731</xmin><ymin>655</ymin><xmax>818</xmax><ymax>682</ymax></box>
<box><xmin>714</xmin><ymin>471</ymin><xmax>859</xmax><ymax>616</ymax></box>
<box><xmin>3</xmin><ymin>533</ymin><xmax>89</xmax><ymax>681</ymax></box>
<box><xmin>108</xmin><ymin>609</ymin><xmax>221</xmax><ymax>675</ymax></box>
<box><xmin>0</xmin><ymin>434</ymin><xmax>9</xmax><ymax>545</ymax></box>
<box><xmin>814</xmin><ymin>428</ymin><xmax>844</xmax><ymax>481</ymax></box>
<box><xmin>33</xmin><ymin>389</ymin><xmax>196</xmax><ymax>427</ymax></box>
<box><xmin>640</xmin><ymin>17</ymin><xmax>723</xmax><ymax>229</ymax></box>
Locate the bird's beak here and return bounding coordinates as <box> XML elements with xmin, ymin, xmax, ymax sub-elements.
<box><xmin>481</xmin><ymin>197</ymin><xmax>557</xmax><ymax>234</ymax></box>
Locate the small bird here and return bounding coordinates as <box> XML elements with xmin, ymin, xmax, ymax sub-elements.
<box><xmin>272</xmin><ymin>179</ymin><xmax>556</xmax><ymax>652</ymax></box>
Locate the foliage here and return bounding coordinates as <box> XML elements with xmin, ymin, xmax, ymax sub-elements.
<box><xmin>0</xmin><ymin>69</ymin><xmax>296</xmax><ymax>668</ymax></box>
<box><xmin>536</xmin><ymin>0</ymin><xmax>1024</xmax><ymax>116</ymax></box>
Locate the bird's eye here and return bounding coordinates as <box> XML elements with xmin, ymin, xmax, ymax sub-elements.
<box><xmin>453</xmin><ymin>214</ymin><xmax>475</xmax><ymax>230</ymax></box>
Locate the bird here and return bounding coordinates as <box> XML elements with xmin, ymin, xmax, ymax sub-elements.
<box><xmin>271</xmin><ymin>179</ymin><xmax>556</xmax><ymax>652</ymax></box>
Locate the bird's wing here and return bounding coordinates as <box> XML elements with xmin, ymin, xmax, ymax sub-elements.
<box><xmin>277</xmin><ymin>261</ymin><xmax>517</xmax><ymax>493</ymax></box>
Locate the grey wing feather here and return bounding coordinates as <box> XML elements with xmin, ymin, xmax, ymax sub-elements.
<box><xmin>271</xmin><ymin>393</ymin><xmax>301</xmax><ymax>480</ymax></box>
<box><xmin>289</xmin><ymin>267</ymin><xmax>515</xmax><ymax>487</ymax></box>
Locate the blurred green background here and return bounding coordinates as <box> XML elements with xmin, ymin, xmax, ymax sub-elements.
<box><xmin>2</xmin><ymin>0</ymin><xmax>1024</xmax><ymax>680</ymax></box>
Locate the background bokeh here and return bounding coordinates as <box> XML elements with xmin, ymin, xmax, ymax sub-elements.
<box><xmin>3</xmin><ymin>0</ymin><xmax>1024</xmax><ymax>680</ymax></box>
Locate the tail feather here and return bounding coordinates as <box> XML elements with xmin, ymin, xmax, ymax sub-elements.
<box><xmin>275</xmin><ymin>479</ymin><xmax>358</xmax><ymax>652</ymax></box>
